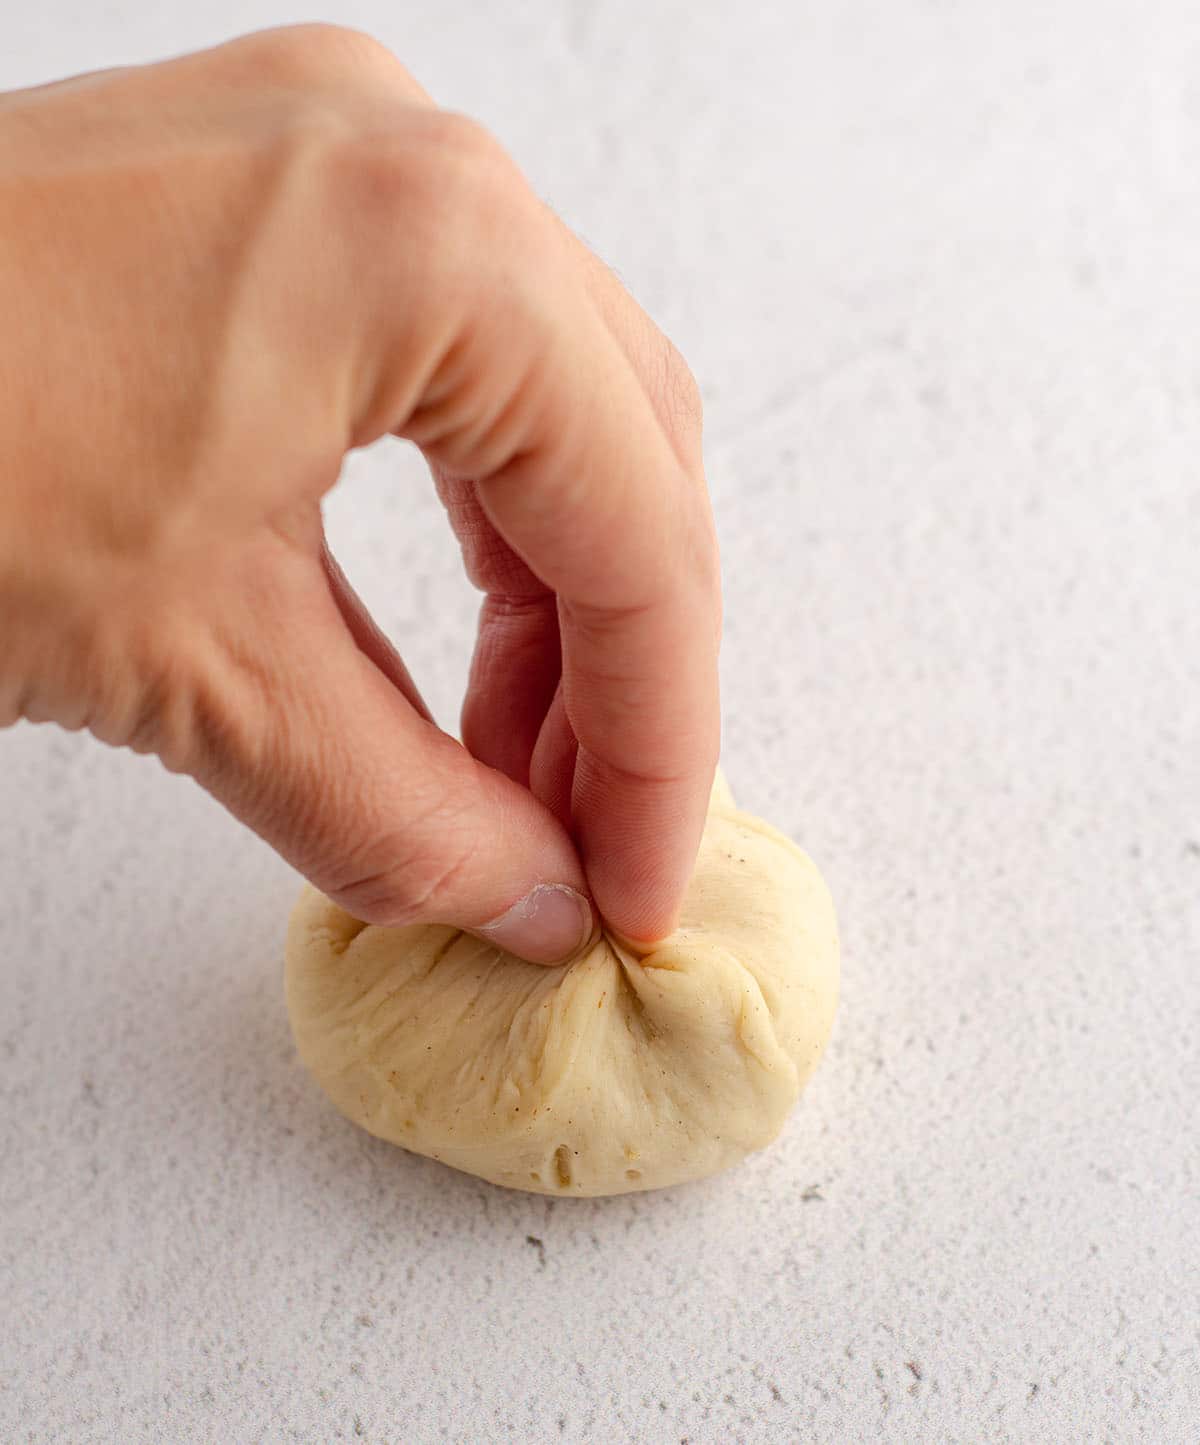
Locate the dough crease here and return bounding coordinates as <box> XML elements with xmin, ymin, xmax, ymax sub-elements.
<box><xmin>285</xmin><ymin>776</ymin><xmax>838</xmax><ymax>1196</ymax></box>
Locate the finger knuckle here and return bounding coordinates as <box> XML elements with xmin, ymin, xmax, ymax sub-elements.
<box><xmin>454</xmin><ymin>118</ymin><xmax>549</xmax><ymax>237</ymax></box>
<box><xmin>328</xmin><ymin>109</ymin><xmax>555</xmax><ymax>324</ymax></box>
<box><xmin>424</xmin><ymin>111</ymin><xmax>509</xmax><ymax>177</ymax></box>
<box><xmin>328</xmin><ymin>822</ymin><xmax>477</xmax><ymax>927</ymax></box>
<box><xmin>411</xmin><ymin>112</ymin><xmax>533</xmax><ymax>239</ymax></box>
<box><xmin>84</xmin><ymin>610</ymin><xmax>197</xmax><ymax>770</ymax></box>
<box><xmin>228</xmin><ymin>23</ymin><xmax>409</xmax><ymax>91</ymax></box>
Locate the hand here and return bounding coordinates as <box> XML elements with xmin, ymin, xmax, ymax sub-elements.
<box><xmin>0</xmin><ymin>25</ymin><xmax>721</xmax><ymax>964</ymax></box>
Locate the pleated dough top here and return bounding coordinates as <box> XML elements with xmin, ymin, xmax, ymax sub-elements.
<box><xmin>285</xmin><ymin>775</ymin><xmax>838</xmax><ymax>1196</ymax></box>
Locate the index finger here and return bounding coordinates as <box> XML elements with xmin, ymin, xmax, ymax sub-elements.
<box><xmin>354</xmin><ymin>112</ymin><xmax>720</xmax><ymax>941</ymax></box>
<box><xmin>417</xmin><ymin>241</ymin><xmax>718</xmax><ymax>939</ymax></box>
<box><xmin>474</xmin><ymin>303</ymin><xmax>720</xmax><ymax>943</ymax></box>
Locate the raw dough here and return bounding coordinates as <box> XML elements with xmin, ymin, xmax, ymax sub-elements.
<box><xmin>285</xmin><ymin>775</ymin><xmax>839</xmax><ymax>1196</ymax></box>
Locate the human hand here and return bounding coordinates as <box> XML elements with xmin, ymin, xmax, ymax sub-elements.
<box><xmin>0</xmin><ymin>25</ymin><xmax>720</xmax><ymax>964</ymax></box>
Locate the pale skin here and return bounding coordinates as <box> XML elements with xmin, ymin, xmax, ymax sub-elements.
<box><xmin>0</xmin><ymin>26</ymin><xmax>721</xmax><ymax>965</ymax></box>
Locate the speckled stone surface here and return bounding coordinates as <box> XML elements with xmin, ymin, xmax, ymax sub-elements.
<box><xmin>2</xmin><ymin>3</ymin><xmax>1199</xmax><ymax>1441</ymax></box>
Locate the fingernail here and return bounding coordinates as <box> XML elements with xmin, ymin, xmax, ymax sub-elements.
<box><xmin>476</xmin><ymin>885</ymin><xmax>595</xmax><ymax>965</ymax></box>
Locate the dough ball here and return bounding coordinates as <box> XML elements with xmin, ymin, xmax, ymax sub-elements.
<box><xmin>284</xmin><ymin>777</ymin><xmax>838</xmax><ymax>1196</ymax></box>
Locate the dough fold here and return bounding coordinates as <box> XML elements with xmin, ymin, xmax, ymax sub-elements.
<box><xmin>285</xmin><ymin>777</ymin><xmax>838</xmax><ymax>1196</ymax></box>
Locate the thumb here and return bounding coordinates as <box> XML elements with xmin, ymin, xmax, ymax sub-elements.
<box><xmin>186</xmin><ymin>544</ymin><xmax>595</xmax><ymax>966</ymax></box>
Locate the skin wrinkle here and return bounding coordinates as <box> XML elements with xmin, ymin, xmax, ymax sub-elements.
<box><xmin>401</xmin><ymin>294</ymin><xmax>555</xmax><ymax>469</ymax></box>
<box><xmin>439</xmin><ymin>478</ymin><xmax>548</xmax><ymax>597</ymax></box>
<box><xmin>465</xmin><ymin>594</ymin><xmax>562</xmax><ymax>782</ymax></box>
<box><xmin>325</xmin><ymin>804</ymin><xmax>482</xmax><ymax>925</ymax></box>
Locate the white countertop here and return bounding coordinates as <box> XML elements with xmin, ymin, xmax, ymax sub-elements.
<box><xmin>3</xmin><ymin>2</ymin><xmax>1198</xmax><ymax>1441</ymax></box>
